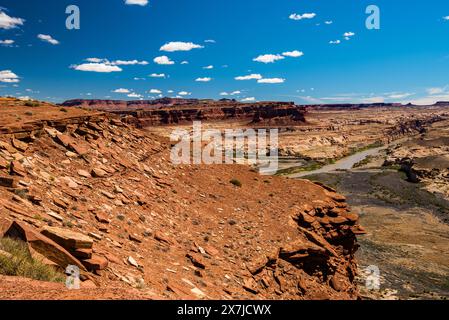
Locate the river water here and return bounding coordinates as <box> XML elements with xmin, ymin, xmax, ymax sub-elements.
<box><xmin>287</xmin><ymin>146</ymin><xmax>386</xmax><ymax>178</ymax></box>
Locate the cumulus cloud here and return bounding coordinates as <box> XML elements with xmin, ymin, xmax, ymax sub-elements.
<box><xmin>253</xmin><ymin>54</ymin><xmax>285</xmax><ymax>64</ymax></box>
<box><xmin>289</xmin><ymin>13</ymin><xmax>316</xmax><ymax>21</ymax></box>
<box><xmin>181</xmin><ymin>61</ymin><xmax>189</xmax><ymax>65</ymax></box>
<box><xmin>178</xmin><ymin>91</ymin><xmax>191</xmax><ymax>96</ymax></box>
<box><xmin>154</xmin><ymin>55</ymin><xmax>175</xmax><ymax>65</ymax></box>
<box><xmin>195</xmin><ymin>77</ymin><xmax>212</xmax><ymax>82</ymax></box>
<box><xmin>282</xmin><ymin>50</ymin><xmax>304</xmax><ymax>58</ymax></box>
<box><xmin>0</xmin><ymin>39</ymin><xmax>14</xmax><ymax>45</ymax></box>
<box><xmin>0</xmin><ymin>70</ymin><xmax>20</xmax><ymax>83</ymax></box>
<box><xmin>329</xmin><ymin>40</ymin><xmax>341</xmax><ymax>45</ymax></box>
<box><xmin>128</xmin><ymin>93</ymin><xmax>143</xmax><ymax>98</ymax></box>
<box><xmin>85</xmin><ymin>58</ymin><xmax>103</xmax><ymax>63</ymax></box>
<box><xmin>72</xmin><ymin>63</ymin><xmax>122</xmax><ymax>73</ymax></box>
<box><xmin>113</xmin><ymin>59</ymin><xmax>148</xmax><ymax>65</ymax></box>
<box><xmin>203</xmin><ymin>65</ymin><xmax>214</xmax><ymax>69</ymax></box>
<box><xmin>160</xmin><ymin>41</ymin><xmax>204</xmax><ymax>52</ymax></box>
<box><xmin>125</xmin><ymin>0</ymin><xmax>148</xmax><ymax>6</ymax></box>
<box><xmin>113</xmin><ymin>88</ymin><xmax>130</xmax><ymax>93</ymax></box>
<box><xmin>343</xmin><ymin>32</ymin><xmax>355</xmax><ymax>40</ymax></box>
<box><xmin>0</xmin><ymin>11</ymin><xmax>24</xmax><ymax>29</ymax></box>
<box><xmin>241</xmin><ymin>97</ymin><xmax>256</xmax><ymax>102</ymax></box>
<box><xmin>235</xmin><ymin>74</ymin><xmax>263</xmax><ymax>81</ymax></box>
<box><xmin>149</xmin><ymin>73</ymin><xmax>166</xmax><ymax>78</ymax></box>
<box><xmin>221</xmin><ymin>90</ymin><xmax>241</xmax><ymax>96</ymax></box>
<box><xmin>149</xmin><ymin>89</ymin><xmax>162</xmax><ymax>94</ymax></box>
<box><xmin>324</xmin><ymin>21</ymin><xmax>333</xmax><ymax>25</ymax></box>
<box><xmin>443</xmin><ymin>16</ymin><xmax>449</xmax><ymax>20</ymax></box>
<box><xmin>37</xmin><ymin>34</ymin><xmax>59</xmax><ymax>45</ymax></box>
<box><xmin>257</xmin><ymin>78</ymin><xmax>285</xmax><ymax>84</ymax></box>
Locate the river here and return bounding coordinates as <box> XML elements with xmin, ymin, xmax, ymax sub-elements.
<box><xmin>287</xmin><ymin>146</ymin><xmax>387</xmax><ymax>178</ymax></box>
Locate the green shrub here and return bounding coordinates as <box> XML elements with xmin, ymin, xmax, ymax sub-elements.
<box><xmin>230</xmin><ymin>178</ymin><xmax>242</xmax><ymax>187</ymax></box>
<box><xmin>0</xmin><ymin>237</ymin><xmax>65</xmax><ymax>283</ymax></box>
<box><xmin>24</xmin><ymin>101</ymin><xmax>40</xmax><ymax>107</ymax></box>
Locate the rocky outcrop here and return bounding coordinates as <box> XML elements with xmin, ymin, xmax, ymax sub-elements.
<box><xmin>0</xmin><ymin>98</ymin><xmax>362</xmax><ymax>300</ymax></box>
<box><xmin>60</xmin><ymin>99</ymin><xmax>307</xmax><ymax>127</ymax></box>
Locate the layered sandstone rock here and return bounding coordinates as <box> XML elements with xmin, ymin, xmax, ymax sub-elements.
<box><xmin>60</xmin><ymin>99</ymin><xmax>307</xmax><ymax>127</ymax></box>
<box><xmin>0</xmin><ymin>98</ymin><xmax>362</xmax><ymax>300</ymax></box>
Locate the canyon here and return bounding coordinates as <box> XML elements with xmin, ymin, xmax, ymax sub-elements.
<box><xmin>0</xmin><ymin>97</ymin><xmax>363</xmax><ymax>300</ymax></box>
<box><xmin>0</xmin><ymin>96</ymin><xmax>447</xmax><ymax>300</ymax></box>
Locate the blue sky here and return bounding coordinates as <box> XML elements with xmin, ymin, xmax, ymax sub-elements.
<box><xmin>1</xmin><ymin>0</ymin><xmax>449</xmax><ymax>105</ymax></box>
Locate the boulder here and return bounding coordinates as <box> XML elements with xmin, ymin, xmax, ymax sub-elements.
<box><xmin>186</xmin><ymin>252</ymin><xmax>207</xmax><ymax>269</ymax></box>
<box><xmin>41</xmin><ymin>226</ymin><xmax>93</xmax><ymax>250</ymax></box>
<box><xmin>70</xmin><ymin>248</ymin><xmax>93</xmax><ymax>259</ymax></box>
<box><xmin>91</xmin><ymin>167</ymin><xmax>108</xmax><ymax>178</ymax></box>
<box><xmin>2</xmin><ymin>221</ymin><xmax>86</xmax><ymax>271</ymax></box>
<box><xmin>11</xmin><ymin>138</ymin><xmax>28</xmax><ymax>152</ymax></box>
<box><xmin>10</xmin><ymin>160</ymin><xmax>26</xmax><ymax>177</ymax></box>
<box><xmin>81</xmin><ymin>254</ymin><xmax>108</xmax><ymax>271</ymax></box>
<box><xmin>0</xmin><ymin>175</ymin><xmax>18</xmax><ymax>188</ymax></box>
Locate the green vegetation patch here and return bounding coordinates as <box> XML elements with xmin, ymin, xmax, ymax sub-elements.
<box><xmin>0</xmin><ymin>237</ymin><xmax>65</xmax><ymax>283</ymax></box>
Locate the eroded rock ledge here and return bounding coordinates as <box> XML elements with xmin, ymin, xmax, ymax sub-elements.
<box><xmin>0</xmin><ymin>98</ymin><xmax>363</xmax><ymax>300</ymax></box>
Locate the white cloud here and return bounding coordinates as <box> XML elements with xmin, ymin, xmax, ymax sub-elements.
<box><xmin>167</xmin><ymin>90</ymin><xmax>174</xmax><ymax>93</ymax></box>
<box><xmin>289</xmin><ymin>13</ymin><xmax>316</xmax><ymax>21</ymax></box>
<box><xmin>253</xmin><ymin>54</ymin><xmax>285</xmax><ymax>64</ymax></box>
<box><xmin>282</xmin><ymin>50</ymin><xmax>304</xmax><ymax>58</ymax></box>
<box><xmin>113</xmin><ymin>60</ymin><xmax>148</xmax><ymax>65</ymax></box>
<box><xmin>343</xmin><ymin>32</ymin><xmax>355</xmax><ymax>39</ymax></box>
<box><xmin>387</xmin><ymin>92</ymin><xmax>414</xmax><ymax>99</ymax></box>
<box><xmin>258</xmin><ymin>78</ymin><xmax>285</xmax><ymax>84</ymax></box>
<box><xmin>178</xmin><ymin>91</ymin><xmax>191</xmax><ymax>96</ymax></box>
<box><xmin>85</xmin><ymin>58</ymin><xmax>104</xmax><ymax>63</ymax></box>
<box><xmin>0</xmin><ymin>11</ymin><xmax>24</xmax><ymax>29</ymax></box>
<box><xmin>205</xmin><ymin>39</ymin><xmax>216</xmax><ymax>43</ymax></box>
<box><xmin>125</xmin><ymin>0</ymin><xmax>148</xmax><ymax>6</ymax></box>
<box><xmin>37</xmin><ymin>34</ymin><xmax>59</xmax><ymax>45</ymax></box>
<box><xmin>181</xmin><ymin>61</ymin><xmax>189</xmax><ymax>65</ymax></box>
<box><xmin>149</xmin><ymin>89</ymin><xmax>162</xmax><ymax>94</ymax></box>
<box><xmin>426</xmin><ymin>87</ymin><xmax>445</xmax><ymax>95</ymax></box>
<box><xmin>231</xmin><ymin>91</ymin><xmax>241</xmax><ymax>95</ymax></box>
<box><xmin>329</xmin><ymin>40</ymin><xmax>341</xmax><ymax>45</ymax></box>
<box><xmin>72</xmin><ymin>63</ymin><xmax>122</xmax><ymax>73</ymax></box>
<box><xmin>150</xmin><ymin>73</ymin><xmax>166</xmax><ymax>78</ymax></box>
<box><xmin>235</xmin><ymin>74</ymin><xmax>262</xmax><ymax>81</ymax></box>
<box><xmin>113</xmin><ymin>88</ymin><xmax>131</xmax><ymax>93</ymax></box>
<box><xmin>443</xmin><ymin>16</ymin><xmax>449</xmax><ymax>20</ymax></box>
<box><xmin>128</xmin><ymin>93</ymin><xmax>143</xmax><ymax>98</ymax></box>
<box><xmin>220</xmin><ymin>92</ymin><xmax>229</xmax><ymax>96</ymax></box>
<box><xmin>0</xmin><ymin>39</ymin><xmax>14</xmax><ymax>45</ymax></box>
<box><xmin>241</xmin><ymin>97</ymin><xmax>256</xmax><ymax>102</ymax></box>
<box><xmin>203</xmin><ymin>65</ymin><xmax>214</xmax><ymax>69</ymax></box>
<box><xmin>195</xmin><ymin>77</ymin><xmax>212</xmax><ymax>82</ymax></box>
<box><xmin>0</xmin><ymin>70</ymin><xmax>20</xmax><ymax>83</ymax></box>
<box><xmin>160</xmin><ymin>41</ymin><xmax>204</xmax><ymax>52</ymax></box>
<box><xmin>324</xmin><ymin>21</ymin><xmax>333</xmax><ymax>25</ymax></box>
<box><xmin>154</xmin><ymin>55</ymin><xmax>175</xmax><ymax>65</ymax></box>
